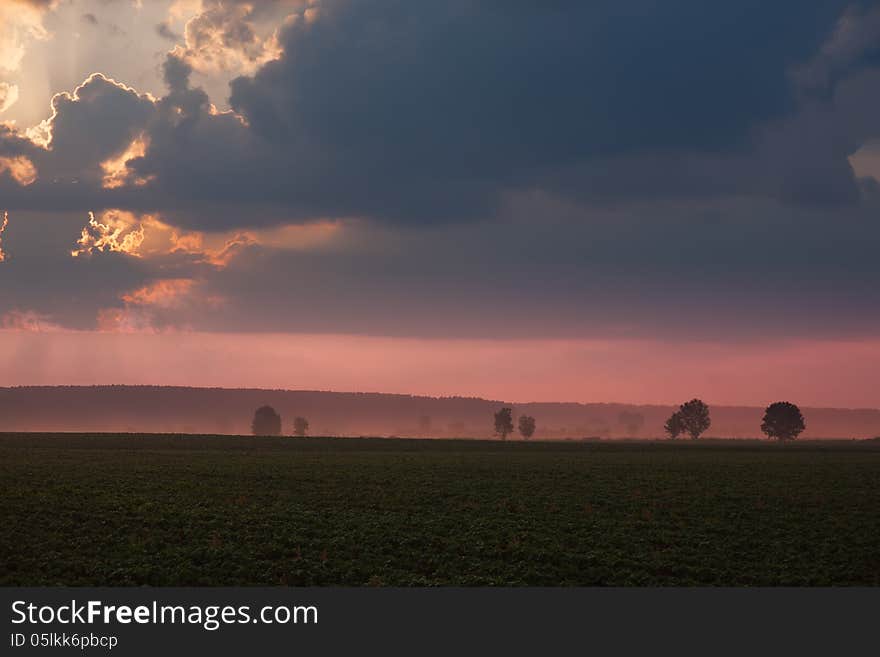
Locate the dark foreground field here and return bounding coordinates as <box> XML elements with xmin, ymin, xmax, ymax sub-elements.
<box><xmin>1</xmin><ymin>434</ymin><xmax>878</xmax><ymax>586</ymax></box>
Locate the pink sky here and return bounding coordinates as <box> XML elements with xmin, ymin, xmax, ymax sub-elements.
<box><xmin>1</xmin><ymin>329</ymin><xmax>878</xmax><ymax>408</ymax></box>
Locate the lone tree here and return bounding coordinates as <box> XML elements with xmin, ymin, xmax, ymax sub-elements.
<box><xmin>518</xmin><ymin>415</ymin><xmax>536</xmax><ymax>440</ymax></box>
<box><xmin>251</xmin><ymin>405</ymin><xmax>282</xmax><ymax>436</ymax></box>
<box><xmin>293</xmin><ymin>416</ymin><xmax>309</xmax><ymax>437</ymax></box>
<box><xmin>494</xmin><ymin>407</ymin><xmax>514</xmax><ymax>440</ymax></box>
<box><xmin>418</xmin><ymin>415</ymin><xmax>432</xmax><ymax>436</ymax></box>
<box><xmin>761</xmin><ymin>402</ymin><xmax>805</xmax><ymax>442</ymax></box>
<box><xmin>618</xmin><ymin>410</ymin><xmax>645</xmax><ymax>436</ymax></box>
<box><xmin>678</xmin><ymin>398</ymin><xmax>711</xmax><ymax>440</ymax></box>
<box><xmin>664</xmin><ymin>411</ymin><xmax>685</xmax><ymax>439</ymax></box>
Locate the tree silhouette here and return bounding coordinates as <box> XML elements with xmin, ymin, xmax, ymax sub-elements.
<box><xmin>518</xmin><ymin>415</ymin><xmax>536</xmax><ymax>440</ymax></box>
<box><xmin>251</xmin><ymin>405</ymin><xmax>282</xmax><ymax>436</ymax></box>
<box><xmin>678</xmin><ymin>399</ymin><xmax>711</xmax><ymax>440</ymax></box>
<box><xmin>293</xmin><ymin>416</ymin><xmax>309</xmax><ymax>437</ymax></box>
<box><xmin>494</xmin><ymin>407</ymin><xmax>514</xmax><ymax>440</ymax></box>
<box><xmin>418</xmin><ymin>415</ymin><xmax>432</xmax><ymax>436</ymax></box>
<box><xmin>761</xmin><ymin>402</ymin><xmax>805</xmax><ymax>442</ymax></box>
<box><xmin>664</xmin><ymin>411</ymin><xmax>685</xmax><ymax>439</ymax></box>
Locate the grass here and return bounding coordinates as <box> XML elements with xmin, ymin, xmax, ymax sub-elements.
<box><xmin>1</xmin><ymin>434</ymin><xmax>878</xmax><ymax>586</ymax></box>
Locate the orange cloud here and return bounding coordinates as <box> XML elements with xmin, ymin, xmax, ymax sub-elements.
<box><xmin>71</xmin><ymin>211</ymin><xmax>146</xmax><ymax>257</ymax></box>
<box><xmin>1</xmin><ymin>309</ymin><xmax>63</xmax><ymax>332</ymax></box>
<box><xmin>79</xmin><ymin>213</ymin><xmax>344</xmax><ymax>333</ymax></box>
<box><xmin>169</xmin><ymin>0</ymin><xmax>203</xmax><ymax>22</ymax></box>
<box><xmin>0</xmin><ymin>1</ymin><xmax>53</xmax><ymax>74</ymax></box>
<box><xmin>0</xmin><ymin>211</ymin><xmax>8</xmax><ymax>262</ymax></box>
<box><xmin>70</xmin><ymin>210</ymin><xmax>238</xmax><ymax>263</ymax></box>
<box><xmin>0</xmin><ymin>82</ymin><xmax>19</xmax><ymax>113</ymax></box>
<box><xmin>0</xmin><ymin>155</ymin><xmax>37</xmax><ymax>185</ymax></box>
<box><xmin>170</xmin><ymin>1</ymin><xmax>283</xmax><ymax>76</ymax></box>
<box><xmin>121</xmin><ymin>279</ymin><xmax>197</xmax><ymax>309</ymax></box>
<box><xmin>850</xmin><ymin>140</ymin><xmax>880</xmax><ymax>183</ymax></box>
<box><xmin>95</xmin><ymin>307</ymin><xmax>159</xmax><ymax>334</ymax></box>
<box><xmin>166</xmin><ymin>228</ymin><xmax>258</xmax><ymax>267</ymax></box>
<box><xmin>101</xmin><ymin>134</ymin><xmax>154</xmax><ymax>189</ymax></box>
<box><xmin>249</xmin><ymin>221</ymin><xmax>343</xmax><ymax>251</ymax></box>
<box><xmin>98</xmin><ymin>277</ymin><xmax>224</xmax><ymax>334</ymax></box>
<box><xmin>166</xmin><ymin>220</ymin><xmax>343</xmax><ymax>266</ymax></box>
<box><xmin>70</xmin><ymin>209</ymin><xmax>343</xmax><ymax>266</ymax></box>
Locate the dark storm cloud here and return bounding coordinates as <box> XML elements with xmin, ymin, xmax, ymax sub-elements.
<box><xmin>224</xmin><ymin>0</ymin><xmax>863</xmax><ymax>220</ymax></box>
<box><xmin>0</xmin><ymin>124</ymin><xmax>35</xmax><ymax>159</ymax></box>
<box><xmin>4</xmin><ymin>192</ymin><xmax>880</xmax><ymax>339</ymax></box>
<box><xmin>0</xmin><ymin>212</ymin><xmax>153</xmax><ymax>330</ymax></box>
<box><xmin>151</xmin><ymin>0</ymin><xmax>880</xmax><ymax>223</ymax></box>
<box><xmin>4</xmin><ymin>0</ymin><xmax>880</xmax><ymax>228</ymax></box>
<box><xmin>39</xmin><ymin>74</ymin><xmax>154</xmax><ymax>177</ymax></box>
<box><xmin>186</xmin><ymin>196</ymin><xmax>880</xmax><ymax>340</ymax></box>
<box><xmin>795</xmin><ymin>3</ymin><xmax>880</xmax><ymax>94</ymax></box>
<box><xmin>3</xmin><ymin>0</ymin><xmax>880</xmax><ymax>341</ymax></box>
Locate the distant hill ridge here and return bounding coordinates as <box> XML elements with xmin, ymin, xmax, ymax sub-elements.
<box><xmin>1</xmin><ymin>385</ymin><xmax>878</xmax><ymax>439</ymax></box>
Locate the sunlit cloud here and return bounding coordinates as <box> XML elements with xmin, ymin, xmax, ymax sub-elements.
<box><xmin>167</xmin><ymin>220</ymin><xmax>342</xmax><ymax>266</ymax></box>
<box><xmin>0</xmin><ymin>211</ymin><xmax>8</xmax><ymax>262</ymax></box>
<box><xmin>0</xmin><ymin>1</ymin><xmax>53</xmax><ymax>74</ymax></box>
<box><xmin>71</xmin><ymin>210</ymin><xmax>146</xmax><ymax>257</ymax></box>
<box><xmin>168</xmin><ymin>0</ymin><xmax>203</xmax><ymax>22</ymax></box>
<box><xmin>100</xmin><ymin>133</ymin><xmax>154</xmax><ymax>189</ymax></box>
<box><xmin>23</xmin><ymin>120</ymin><xmax>51</xmax><ymax>149</ymax></box>
<box><xmin>95</xmin><ymin>306</ymin><xmax>159</xmax><ymax>333</ymax></box>
<box><xmin>69</xmin><ymin>209</ymin><xmax>249</xmax><ymax>264</ymax></box>
<box><xmin>0</xmin><ymin>82</ymin><xmax>19</xmax><ymax>113</ymax></box>
<box><xmin>1</xmin><ymin>308</ymin><xmax>63</xmax><ymax>332</ymax></box>
<box><xmin>69</xmin><ymin>208</ymin><xmax>343</xmax><ymax>265</ymax></box>
<box><xmin>252</xmin><ymin>221</ymin><xmax>343</xmax><ymax>250</ymax></box>
<box><xmin>0</xmin><ymin>155</ymin><xmax>37</xmax><ymax>185</ymax></box>
<box><xmin>98</xmin><ymin>277</ymin><xmax>224</xmax><ymax>333</ymax></box>
<box><xmin>121</xmin><ymin>278</ymin><xmax>196</xmax><ymax>309</ymax></box>
<box><xmin>850</xmin><ymin>140</ymin><xmax>880</xmax><ymax>183</ymax></box>
<box><xmin>170</xmin><ymin>0</ymin><xmax>283</xmax><ymax>76</ymax></box>
<box><xmin>168</xmin><ymin>229</ymin><xmax>257</xmax><ymax>267</ymax></box>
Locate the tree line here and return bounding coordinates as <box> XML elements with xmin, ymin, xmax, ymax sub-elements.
<box><xmin>250</xmin><ymin>399</ymin><xmax>807</xmax><ymax>441</ymax></box>
<box><xmin>493</xmin><ymin>400</ymin><xmax>805</xmax><ymax>441</ymax></box>
<box><xmin>661</xmin><ymin>399</ymin><xmax>805</xmax><ymax>441</ymax></box>
<box><xmin>251</xmin><ymin>406</ymin><xmax>310</xmax><ymax>437</ymax></box>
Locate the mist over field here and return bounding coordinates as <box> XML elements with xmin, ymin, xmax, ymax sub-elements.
<box><xmin>1</xmin><ymin>386</ymin><xmax>877</xmax><ymax>439</ymax></box>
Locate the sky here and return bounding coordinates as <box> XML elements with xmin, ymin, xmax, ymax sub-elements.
<box><xmin>1</xmin><ymin>0</ymin><xmax>879</xmax><ymax>407</ymax></box>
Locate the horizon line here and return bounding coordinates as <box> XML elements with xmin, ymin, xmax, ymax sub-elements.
<box><xmin>2</xmin><ymin>383</ymin><xmax>879</xmax><ymax>413</ymax></box>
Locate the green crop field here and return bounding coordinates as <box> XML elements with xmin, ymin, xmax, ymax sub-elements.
<box><xmin>1</xmin><ymin>434</ymin><xmax>878</xmax><ymax>586</ymax></box>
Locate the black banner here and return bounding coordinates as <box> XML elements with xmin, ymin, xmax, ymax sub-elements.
<box><xmin>2</xmin><ymin>588</ymin><xmax>877</xmax><ymax>655</ymax></box>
